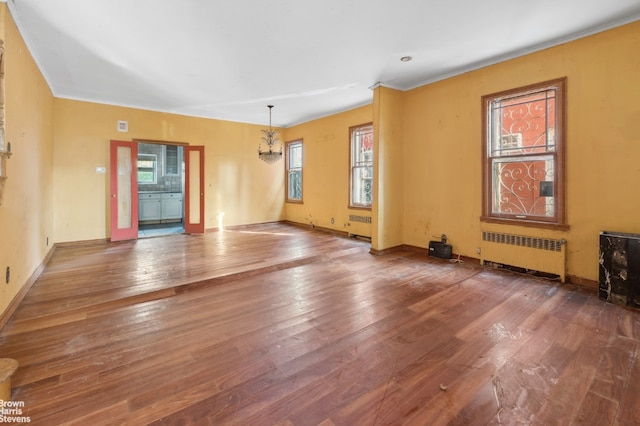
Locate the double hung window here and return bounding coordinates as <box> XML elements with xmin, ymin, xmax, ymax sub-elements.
<box><xmin>286</xmin><ymin>140</ymin><xmax>303</xmax><ymax>203</ymax></box>
<box><xmin>482</xmin><ymin>78</ymin><xmax>566</xmax><ymax>227</ymax></box>
<box><xmin>349</xmin><ymin>124</ymin><xmax>374</xmax><ymax>209</ymax></box>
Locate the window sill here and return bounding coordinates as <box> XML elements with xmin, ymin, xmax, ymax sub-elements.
<box><xmin>480</xmin><ymin>216</ymin><xmax>570</xmax><ymax>231</ymax></box>
<box><xmin>286</xmin><ymin>200</ymin><xmax>304</xmax><ymax>205</ymax></box>
<box><xmin>349</xmin><ymin>205</ymin><xmax>372</xmax><ymax>211</ymax></box>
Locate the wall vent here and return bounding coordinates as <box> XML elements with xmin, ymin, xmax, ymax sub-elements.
<box><xmin>480</xmin><ymin>231</ymin><xmax>566</xmax><ymax>282</ymax></box>
<box><xmin>349</xmin><ymin>215</ymin><xmax>372</xmax><ymax>224</ymax></box>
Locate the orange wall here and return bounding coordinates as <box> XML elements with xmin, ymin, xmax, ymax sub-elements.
<box><xmin>53</xmin><ymin>100</ymin><xmax>285</xmax><ymax>242</ymax></box>
<box><xmin>282</xmin><ymin>105</ymin><xmax>373</xmax><ymax>237</ymax></box>
<box><xmin>0</xmin><ymin>5</ymin><xmax>54</xmax><ymax>316</ymax></box>
<box><xmin>401</xmin><ymin>21</ymin><xmax>640</xmax><ymax>281</ymax></box>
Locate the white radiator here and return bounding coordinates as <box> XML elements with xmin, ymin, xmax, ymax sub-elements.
<box><xmin>347</xmin><ymin>214</ymin><xmax>372</xmax><ymax>239</ymax></box>
<box><xmin>349</xmin><ymin>214</ymin><xmax>372</xmax><ymax>224</ymax></box>
<box><xmin>480</xmin><ymin>231</ymin><xmax>567</xmax><ymax>282</ymax></box>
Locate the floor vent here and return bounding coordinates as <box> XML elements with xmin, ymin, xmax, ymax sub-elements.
<box><xmin>349</xmin><ymin>215</ymin><xmax>372</xmax><ymax>224</ymax></box>
<box><xmin>480</xmin><ymin>231</ymin><xmax>566</xmax><ymax>282</ymax></box>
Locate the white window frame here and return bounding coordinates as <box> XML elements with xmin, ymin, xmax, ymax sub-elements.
<box><xmin>137</xmin><ymin>154</ymin><xmax>157</xmax><ymax>184</ymax></box>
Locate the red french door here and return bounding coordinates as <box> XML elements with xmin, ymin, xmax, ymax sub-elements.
<box><xmin>109</xmin><ymin>140</ymin><xmax>139</xmax><ymax>241</ymax></box>
<box><xmin>185</xmin><ymin>146</ymin><xmax>205</xmax><ymax>234</ymax></box>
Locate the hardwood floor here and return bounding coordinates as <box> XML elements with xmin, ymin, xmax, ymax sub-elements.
<box><xmin>1</xmin><ymin>223</ymin><xmax>639</xmax><ymax>425</ymax></box>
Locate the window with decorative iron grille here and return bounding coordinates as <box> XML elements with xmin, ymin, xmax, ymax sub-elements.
<box><xmin>349</xmin><ymin>123</ymin><xmax>373</xmax><ymax>209</ymax></box>
<box><xmin>482</xmin><ymin>78</ymin><xmax>566</xmax><ymax>227</ymax></box>
<box><xmin>286</xmin><ymin>140</ymin><xmax>303</xmax><ymax>203</ymax></box>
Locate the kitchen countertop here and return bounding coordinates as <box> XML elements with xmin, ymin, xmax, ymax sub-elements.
<box><xmin>139</xmin><ymin>191</ymin><xmax>182</xmax><ymax>194</ymax></box>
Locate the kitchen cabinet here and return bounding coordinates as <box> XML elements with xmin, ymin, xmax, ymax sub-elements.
<box><xmin>164</xmin><ymin>145</ymin><xmax>181</xmax><ymax>176</ymax></box>
<box><xmin>139</xmin><ymin>193</ymin><xmax>162</xmax><ymax>221</ymax></box>
<box><xmin>139</xmin><ymin>192</ymin><xmax>183</xmax><ymax>222</ymax></box>
<box><xmin>161</xmin><ymin>193</ymin><xmax>183</xmax><ymax>220</ymax></box>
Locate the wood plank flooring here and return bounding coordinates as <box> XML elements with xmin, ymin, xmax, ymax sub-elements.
<box><xmin>0</xmin><ymin>223</ymin><xmax>639</xmax><ymax>425</ymax></box>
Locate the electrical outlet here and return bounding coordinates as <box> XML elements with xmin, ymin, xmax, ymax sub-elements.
<box><xmin>330</xmin><ymin>217</ymin><xmax>334</xmax><ymax>224</ymax></box>
<box><xmin>476</xmin><ymin>247</ymin><xmax>481</xmax><ymax>255</ymax></box>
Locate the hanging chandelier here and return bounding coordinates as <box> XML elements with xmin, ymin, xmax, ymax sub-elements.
<box><xmin>258</xmin><ymin>105</ymin><xmax>283</xmax><ymax>164</ymax></box>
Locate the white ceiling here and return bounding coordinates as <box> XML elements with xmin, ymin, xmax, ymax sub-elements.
<box><xmin>6</xmin><ymin>0</ymin><xmax>640</xmax><ymax>127</ymax></box>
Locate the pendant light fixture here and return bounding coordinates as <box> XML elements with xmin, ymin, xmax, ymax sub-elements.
<box><xmin>258</xmin><ymin>105</ymin><xmax>282</xmax><ymax>164</ymax></box>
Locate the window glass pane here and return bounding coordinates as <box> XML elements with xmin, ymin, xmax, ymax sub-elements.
<box><xmin>137</xmin><ymin>171</ymin><xmax>154</xmax><ymax>183</ymax></box>
<box><xmin>490</xmin><ymin>90</ymin><xmax>556</xmax><ymax>157</ymax></box>
<box><xmin>492</xmin><ymin>155</ymin><xmax>554</xmax><ymax>217</ymax></box>
<box><xmin>288</xmin><ymin>170</ymin><xmax>302</xmax><ymax>200</ymax></box>
<box><xmin>117</xmin><ymin>146</ymin><xmax>132</xmax><ymax>229</ymax></box>
<box><xmin>351</xmin><ymin>166</ymin><xmax>373</xmax><ymax>206</ymax></box>
<box><xmin>289</xmin><ymin>144</ymin><xmax>302</xmax><ymax>169</ymax></box>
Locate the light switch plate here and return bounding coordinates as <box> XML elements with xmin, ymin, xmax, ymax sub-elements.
<box><xmin>96</xmin><ymin>166</ymin><xmax>107</xmax><ymax>174</ymax></box>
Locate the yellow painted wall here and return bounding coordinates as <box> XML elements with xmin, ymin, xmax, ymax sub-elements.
<box><xmin>282</xmin><ymin>105</ymin><xmax>373</xmax><ymax>237</ymax></box>
<box><xmin>53</xmin><ymin>100</ymin><xmax>284</xmax><ymax>242</ymax></box>
<box><xmin>0</xmin><ymin>5</ymin><xmax>54</xmax><ymax>315</ymax></box>
<box><xmin>402</xmin><ymin>21</ymin><xmax>640</xmax><ymax>281</ymax></box>
<box><xmin>372</xmin><ymin>86</ymin><xmax>405</xmax><ymax>251</ymax></box>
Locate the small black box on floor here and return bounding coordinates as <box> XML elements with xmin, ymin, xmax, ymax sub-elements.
<box><xmin>429</xmin><ymin>241</ymin><xmax>452</xmax><ymax>259</ymax></box>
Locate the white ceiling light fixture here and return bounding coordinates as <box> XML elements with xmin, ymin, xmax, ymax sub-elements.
<box><xmin>258</xmin><ymin>105</ymin><xmax>282</xmax><ymax>164</ymax></box>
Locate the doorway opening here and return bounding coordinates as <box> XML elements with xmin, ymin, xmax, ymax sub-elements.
<box><xmin>136</xmin><ymin>142</ymin><xmax>185</xmax><ymax>238</ymax></box>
